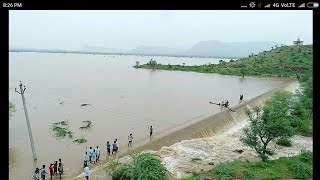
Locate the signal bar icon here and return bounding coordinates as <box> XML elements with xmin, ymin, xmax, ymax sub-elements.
<box><xmin>265</xmin><ymin>3</ymin><xmax>271</xmax><ymax>8</ymax></box>
<box><xmin>298</xmin><ymin>3</ymin><xmax>306</xmax><ymax>8</ymax></box>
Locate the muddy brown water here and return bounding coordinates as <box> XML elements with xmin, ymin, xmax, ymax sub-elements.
<box><xmin>9</xmin><ymin>52</ymin><xmax>288</xmax><ymax>179</ymax></box>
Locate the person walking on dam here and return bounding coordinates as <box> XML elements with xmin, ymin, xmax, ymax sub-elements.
<box><xmin>84</xmin><ymin>165</ymin><xmax>90</xmax><ymax>180</ymax></box>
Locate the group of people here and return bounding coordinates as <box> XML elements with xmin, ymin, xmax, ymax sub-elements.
<box><xmin>32</xmin><ymin>158</ymin><xmax>64</xmax><ymax>180</ymax></box>
<box><xmin>84</xmin><ymin>146</ymin><xmax>100</xmax><ymax>167</ymax></box>
<box><xmin>220</xmin><ymin>100</ymin><xmax>230</xmax><ymax>109</ymax></box>
<box><xmin>105</xmin><ymin>138</ymin><xmax>119</xmax><ymax>158</ymax></box>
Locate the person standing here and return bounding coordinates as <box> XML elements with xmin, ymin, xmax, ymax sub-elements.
<box><xmin>149</xmin><ymin>126</ymin><xmax>153</xmax><ymax>140</ymax></box>
<box><xmin>106</xmin><ymin>141</ymin><xmax>111</xmax><ymax>156</ymax></box>
<box><xmin>40</xmin><ymin>165</ymin><xmax>48</xmax><ymax>180</ymax></box>
<box><xmin>95</xmin><ymin>146</ymin><xmax>100</xmax><ymax>162</ymax></box>
<box><xmin>115</xmin><ymin>139</ymin><xmax>119</xmax><ymax>152</ymax></box>
<box><xmin>58</xmin><ymin>158</ymin><xmax>64</xmax><ymax>179</ymax></box>
<box><xmin>128</xmin><ymin>133</ymin><xmax>133</xmax><ymax>147</ymax></box>
<box><xmin>84</xmin><ymin>165</ymin><xmax>90</xmax><ymax>180</ymax></box>
<box><xmin>87</xmin><ymin>147</ymin><xmax>93</xmax><ymax>163</ymax></box>
<box><xmin>53</xmin><ymin>161</ymin><xmax>58</xmax><ymax>175</ymax></box>
<box><xmin>92</xmin><ymin>149</ymin><xmax>97</xmax><ymax>164</ymax></box>
<box><xmin>84</xmin><ymin>151</ymin><xmax>89</xmax><ymax>168</ymax></box>
<box><xmin>32</xmin><ymin>168</ymin><xmax>40</xmax><ymax>180</ymax></box>
<box><xmin>112</xmin><ymin>141</ymin><xmax>118</xmax><ymax>155</ymax></box>
<box><xmin>49</xmin><ymin>164</ymin><xmax>54</xmax><ymax>180</ymax></box>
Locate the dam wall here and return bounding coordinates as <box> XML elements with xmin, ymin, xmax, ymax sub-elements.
<box><xmin>121</xmin><ymin>79</ymin><xmax>298</xmax><ymax>156</ymax></box>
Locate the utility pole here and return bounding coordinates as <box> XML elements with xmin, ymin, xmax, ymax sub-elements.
<box><xmin>15</xmin><ymin>81</ymin><xmax>37</xmax><ymax>161</ymax></box>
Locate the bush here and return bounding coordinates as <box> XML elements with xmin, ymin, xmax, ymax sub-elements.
<box><xmin>110</xmin><ymin>153</ymin><xmax>167</xmax><ymax>180</ymax></box>
<box><xmin>289</xmin><ymin>162</ymin><xmax>312</xmax><ymax>179</ymax></box>
<box><xmin>214</xmin><ymin>164</ymin><xmax>235</xmax><ymax>179</ymax></box>
<box><xmin>276</xmin><ymin>138</ymin><xmax>292</xmax><ymax>147</ymax></box>
<box><xmin>111</xmin><ymin>164</ymin><xmax>132</xmax><ymax>180</ymax></box>
<box><xmin>299</xmin><ymin>149</ymin><xmax>312</xmax><ymax>163</ymax></box>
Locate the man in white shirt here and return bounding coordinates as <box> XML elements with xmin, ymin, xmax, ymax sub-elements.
<box><xmin>115</xmin><ymin>139</ymin><xmax>119</xmax><ymax>152</ymax></box>
<box><xmin>87</xmin><ymin>147</ymin><xmax>93</xmax><ymax>163</ymax></box>
<box><xmin>95</xmin><ymin>146</ymin><xmax>100</xmax><ymax>162</ymax></box>
<box><xmin>84</xmin><ymin>165</ymin><xmax>90</xmax><ymax>180</ymax></box>
<box><xmin>83</xmin><ymin>151</ymin><xmax>89</xmax><ymax>168</ymax></box>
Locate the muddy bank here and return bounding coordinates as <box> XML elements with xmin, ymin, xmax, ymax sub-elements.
<box><xmin>70</xmin><ymin>79</ymin><xmax>302</xmax><ymax>180</ymax></box>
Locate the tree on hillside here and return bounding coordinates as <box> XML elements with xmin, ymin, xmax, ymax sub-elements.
<box><xmin>9</xmin><ymin>101</ymin><xmax>15</xmax><ymax>120</ymax></box>
<box><xmin>240</xmin><ymin>68</ymin><xmax>247</xmax><ymax>78</ymax></box>
<box><xmin>149</xmin><ymin>59</ymin><xmax>157</xmax><ymax>69</ymax></box>
<box><xmin>271</xmin><ymin>47</ymin><xmax>274</xmax><ymax>50</ymax></box>
<box><xmin>240</xmin><ymin>91</ymin><xmax>295</xmax><ymax>161</ymax></box>
<box><xmin>230</xmin><ymin>59</ymin><xmax>234</xmax><ymax>63</ymax></box>
<box><xmin>134</xmin><ymin>61</ymin><xmax>140</xmax><ymax>68</ymax></box>
<box><xmin>219</xmin><ymin>60</ymin><xmax>226</xmax><ymax>65</ymax></box>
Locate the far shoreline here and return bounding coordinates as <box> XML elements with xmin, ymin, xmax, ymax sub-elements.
<box><xmin>9</xmin><ymin>50</ymin><xmax>240</xmax><ymax>59</ymax></box>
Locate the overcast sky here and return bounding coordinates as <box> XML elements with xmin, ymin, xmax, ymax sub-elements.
<box><xmin>9</xmin><ymin>10</ymin><xmax>313</xmax><ymax>50</ymax></box>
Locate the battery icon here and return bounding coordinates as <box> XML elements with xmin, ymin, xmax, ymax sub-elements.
<box><xmin>307</xmin><ymin>2</ymin><xmax>319</xmax><ymax>8</ymax></box>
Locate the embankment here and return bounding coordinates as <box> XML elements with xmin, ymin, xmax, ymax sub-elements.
<box><xmin>71</xmin><ymin>78</ymin><xmax>299</xmax><ymax>180</ymax></box>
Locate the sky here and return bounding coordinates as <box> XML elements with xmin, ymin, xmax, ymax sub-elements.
<box><xmin>9</xmin><ymin>10</ymin><xmax>313</xmax><ymax>51</ymax></box>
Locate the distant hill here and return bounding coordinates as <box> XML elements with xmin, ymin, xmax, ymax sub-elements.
<box><xmin>185</xmin><ymin>41</ymin><xmax>282</xmax><ymax>58</ymax></box>
<box><xmin>80</xmin><ymin>45</ymin><xmax>126</xmax><ymax>53</ymax></box>
<box><xmin>128</xmin><ymin>46</ymin><xmax>185</xmax><ymax>56</ymax></box>
<box><xmin>10</xmin><ymin>40</ymin><xmax>285</xmax><ymax>58</ymax></box>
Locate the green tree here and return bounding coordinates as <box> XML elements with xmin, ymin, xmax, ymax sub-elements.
<box><xmin>135</xmin><ymin>61</ymin><xmax>140</xmax><ymax>68</ymax></box>
<box><xmin>240</xmin><ymin>91</ymin><xmax>295</xmax><ymax>161</ymax></box>
<box><xmin>9</xmin><ymin>101</ymin><xmax>15</xmax><ymax>120</ymax></box>
<box><xmin>240</xmin><ymin>68</ymin><xmax>247</xmax><ymax>78</ymax></box>
<box><xmin>149</xmin><ymin>59</ymin><xmax>157</xmax><ymax>69</ymax></box>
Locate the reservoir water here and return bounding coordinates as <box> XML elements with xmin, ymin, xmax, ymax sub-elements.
<box><xmin>9</xmin><ymin>52</ymin><xmax>287</xmax><ymax>179</ymax></box>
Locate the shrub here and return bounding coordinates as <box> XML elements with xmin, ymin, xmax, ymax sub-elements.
<box><xmin>110</xmin><ymin>153</ymin><xmax>167</xmax><ymax>180</ymax></box>
<box><xmin>299</xmin><ymin>149</ymin><xmax>312</xmax><ymax>163</ymax></box>
<box><xmin>289</xmin><ymin>162</ymin><xmax>312</xmax><ymax>179</ymax></box>
<box><xmin>276</xmin><ymin>138</ymin><xmax>292</xmax><ymax>147</ymax></box>
<box><xmin>214</xmin><ymin>164</ymin><xmax>235</xmax><ymax>179</ymax></box>
<box><xmin>111</xmin><ymin>164</ymin><xmax>132</xmax><ymax>180</ymax></box>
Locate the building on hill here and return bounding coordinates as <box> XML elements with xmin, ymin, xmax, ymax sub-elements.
<box><xmin>293</xmin><ymin>36</ymin><xmax>303</xmax><ymax>46</ymax></box>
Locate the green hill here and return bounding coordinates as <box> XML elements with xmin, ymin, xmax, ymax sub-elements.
<box><xmin>136</xmin><ymin>45</ymin><xmax>312</xmax><ymax>78</ymax></box>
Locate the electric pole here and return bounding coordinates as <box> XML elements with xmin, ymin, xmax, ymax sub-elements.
<box><xmin>15</xmin><ymin>81</ymin><xmax>37</xmax><ymax>161</ymax></box>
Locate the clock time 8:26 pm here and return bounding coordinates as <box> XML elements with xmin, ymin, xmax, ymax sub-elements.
<box><xmin>3</xmin><ymin>3</ymin><xmax>22</xmax><ymax>8</ymax></box>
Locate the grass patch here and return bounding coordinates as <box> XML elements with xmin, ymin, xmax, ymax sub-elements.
<box><xmin>109</xmin><ymin>153</ymin><xmax>168</xmax><ymax>180</ymax></box>
<box><xmin>211</xmin><ymin>150</ymin><xmax>312</xmax><ymax>179</ymax></box>
<box><xmin>80</xmin><ymin>120</ymin><xmax>92</xmax><ymax>130</ymax></box>
<box><xmin>73</xmin><ymin>137</ymin><xmax>88</xmax><ymax>144</ymax></box>
<box><xmin>51</xmin><ymin>121</ymin><xmax>73</xmax><ymax>139</ymax></box>
<box><xmin>276</xmin><ymin>137</ymin><xmax>292</xmax><ymax>147</ymax></box>
<box><xmin>214</xmin><ymin>163</ymin><xmax>235</xmax><ymax>179</ymax></box>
